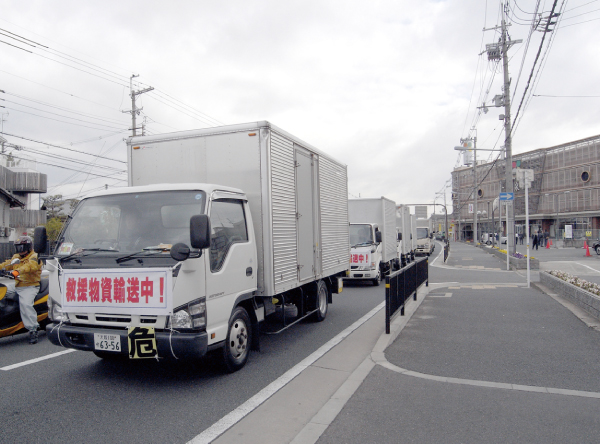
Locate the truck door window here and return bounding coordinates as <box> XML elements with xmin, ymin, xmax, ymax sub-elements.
<box><xmin>209</xmin><ymin>200</ymin><xmax>248</xmax><ymax>272</ymax></box>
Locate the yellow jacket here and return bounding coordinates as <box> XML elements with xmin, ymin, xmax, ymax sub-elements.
<box><xmin>0</xmin><ymin>251</ymin><xmax>42</xmax><ymax>287</ymax></box>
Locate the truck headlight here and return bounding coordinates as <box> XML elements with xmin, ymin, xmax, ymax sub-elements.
<box><xmin>167</xmin><ymin>297</ymin><xmax>206</xmax><ymax>329</ymax></box>
<box><xmin>48</xmin><ymin>297</ymin><xmax>67</xmax><ymax>322</ymax></box>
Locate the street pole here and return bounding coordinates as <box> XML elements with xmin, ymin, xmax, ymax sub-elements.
<box><xmin>525</xmin><ymin>174</ymin><xmax>530</xmax><ymax>287</ymax></box>
<box><xmin>501</xmin><ymin>5</ymin><xmax>515</xmax><ymax>256</ymax></box>
<box><xmin>123</xmin><ymin>74</ymin><xmax>154</xmax><ymax>137</ymax></box>
<box><xmin>473</xmin><ymin>137</ymin><xmax>478</xmax><ymax>244</ymax></box>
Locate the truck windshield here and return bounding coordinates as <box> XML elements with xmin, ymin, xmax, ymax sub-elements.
<box><xmin>56</xmin><ymin>190</ymin><xmax>206</xmax><ymax>255</ymax></box>
<box><xmin>417</xmin><ymin>228</ymin><xmax>429</xmax><ymax>239</ymax></box>
<box><xmin>350</xmin><ymin>224</ymin><xmax>373</xmax><ymax>247</ymax></box>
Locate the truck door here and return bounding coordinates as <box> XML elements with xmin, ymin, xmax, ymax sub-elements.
<box><xmin>205</xmin><ymin>198</ymin><xmax>257</xmax><ymax>343</ymax></box>
<box><xmin>295</xmin><ymin>147</ymin><xmax>317</xmax><ymax>282</ymax></box>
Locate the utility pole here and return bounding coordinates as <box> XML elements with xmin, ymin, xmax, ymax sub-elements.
<box><xmin>484</xmin><ymin>3</ymin><xmax>521</xmax><ymax>255</ymax></box>
<box><xmin>501</xmin><ymin>5</ymin><xmax>515</xmax><ymax>255</ymax></box>
<box><xmin>122</xmin><ymin>74</ymin><xmax>154</xmax><ymax>137</ymax></box>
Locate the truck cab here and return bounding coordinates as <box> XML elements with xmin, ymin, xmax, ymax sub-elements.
<box><xmin>43</xmin><ymin>184</ymin><xmax>261</xmax><ymax>370</ymax></box>
<box><xmin>415</xmin><ymin>227</ymin><xmax>434</xmax><ymax>256</ymax></box>
<box><xmin>347</xmin><ymin>223</ymin><xmax>383</xmax><ymax>286</ymax></box>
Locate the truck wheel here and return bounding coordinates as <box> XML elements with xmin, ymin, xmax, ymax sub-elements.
<box><xmin>372</xmin><ymin>273</ymin><xmax>381</xmax><ymax>286</ymax></box>
<box><xmin>313</xmin><ymin>280</ymin><xmax>328</xmax><ymax>322</ymax></box>
<box><xmin>595</xmin><ymin>246</ymin><xmax>600</xmax><ymax>255</ymax></box>
<box><xmin>222</xmin><ymin>306</ymin><xmax>251</xmax><ymax>373</ymax></box>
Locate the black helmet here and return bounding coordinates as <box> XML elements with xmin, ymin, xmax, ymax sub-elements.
<box><xmin>14</xmin><ymin>235</ymin><xmax>33</xmax><ymax>255</ymax></box>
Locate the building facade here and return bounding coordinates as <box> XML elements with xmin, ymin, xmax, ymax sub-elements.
<box><xmin>452</xmin><ymin>134</ymin><xmax>600</xmax><ymax>244</ymax></box>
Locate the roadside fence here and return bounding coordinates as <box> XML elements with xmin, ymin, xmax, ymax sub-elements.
<box><xmin>385</xmin><ymin>257</ymin><xmax>428</xmax><ymax>334</ymax></box>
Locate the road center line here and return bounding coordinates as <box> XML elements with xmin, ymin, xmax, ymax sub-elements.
<box><xmin>188</xmin><ymin>301</ymin><xmax>385</xmax><ymax>444</ymax></box>
<box><xmin>1</xmin><ymin>349</ymin><xmax>77</xmax><ymax>371</ymax></box>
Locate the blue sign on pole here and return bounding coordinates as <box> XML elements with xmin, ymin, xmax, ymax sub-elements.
<box><xmin>499</xmin><ymin>192</ymin><xmax>514</xmax><ymax>201</ymax></box>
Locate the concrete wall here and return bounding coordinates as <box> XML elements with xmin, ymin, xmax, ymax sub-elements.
<box><xmin>540</xmin><ymin>271</ymin><xmax>600</xmax><ymax>321</ymax></box>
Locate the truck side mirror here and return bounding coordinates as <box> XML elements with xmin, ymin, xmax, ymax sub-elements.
<box><xmin>398</xmin><ymin>233</ymin><xmax>402</xmax><ymax>241</ymax></box>
<box><xmin>33</xmin><ymin>226</ymin><xmax>48</xmax><ymax>254</ymax></box>
<box><xmin>430</xmin><ymin>233</ymin><xmax>433</xmax><ymax>239</ymax></box>
<box><xmin>375</xmin><ymin>231</ymin><xmax>382</xmax><ymax>243</ymax></box>
<box><xmin>190</xmin><ymin>214</ymin><xmax>211</xmax><ymax>251</ymax></box>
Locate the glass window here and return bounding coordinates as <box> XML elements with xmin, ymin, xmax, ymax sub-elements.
<box><xmin>59</xmin><ymin>190</ymin><xmax>206</xmax><ymax>253</ymax></box>
<box><xmin>349</xmin><ymin>224</ymin><xmax>373</xmax><ymax>246</ymax></box>
<box><xmin>209</xmin><ymin>200</ymin><xmax>248</xmax><ymax>272</ymax></box>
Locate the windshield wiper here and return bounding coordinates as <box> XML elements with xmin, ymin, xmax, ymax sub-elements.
<box><xmin>116</xmin><ymin>246</ymin><xmax>169</xmax><ymax>264</ymax></box>
<box><xmin>352</xmin><ymin>242</ymin><xmax>373</xmax><ymax>248</ymax></box>
<box><xmin>59</xmin><ymin>248</ymin><xmax>118</xmax><ymax>263</ymax></box>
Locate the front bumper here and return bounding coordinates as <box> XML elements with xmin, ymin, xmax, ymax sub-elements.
<box><xmin>345</xmin><ymin>269</ymin><xmax>378</xmax><ymax>279</ymax></box>
<box><xmin>46</xmin><ymin>322</ymin><xmax>208</xmax><ymax>360</ymax></box>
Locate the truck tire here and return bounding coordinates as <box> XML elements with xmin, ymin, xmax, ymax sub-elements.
<box><xmin>222</xmin><ymin>306</ymin><xmax>251</xmax><ymax>373</ymax></box>
<box><xmin>595</xmin><ymin>245</ymin><xmax>600</xmax><ymax>255</ymax></box>
<box><xmin>372</xmin><ymin>272</ymin><xmax>381</xmax><ymax>286</ymax></box>
<box><xmin>313</xmin><ymin>280</ymin><xmax>329</xmax><ymax>322</ymax></box>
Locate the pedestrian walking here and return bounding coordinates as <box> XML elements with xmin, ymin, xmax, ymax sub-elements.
<box><xmin>519</xmin><ymin>233</ymin><xmax>524</xmax><ymax>245</ymax></box>
<box><xmin>532</xmin><ymin>232</ymin><xmax>539</xmax><ymax>250</ymax></box>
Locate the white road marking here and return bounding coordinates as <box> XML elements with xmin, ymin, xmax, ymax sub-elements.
<box><xmin>187</xmin><ymin>302</ymin><xmax>385</xmax><ymax>444</ymax></box>
<box><xmin>574</xmin><ymin>262</ymin><xmax>600</xmax><ymax>274</ymax></box>
<box><xmin>430</xmin><ymin>242</ymin><xmax>445</xmax><ymax>265</ymax></box>
<box><xmin>429</xmin><ymin>293</ymin><xmax>453</xmax><ymax>298</ymax></box>
<box><xmin>1</xmin><ymin>349</ymin><xmax>77</xmax><ymax>371</ymax></box>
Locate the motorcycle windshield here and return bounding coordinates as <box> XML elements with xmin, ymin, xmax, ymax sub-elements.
<box><xmin>56</xmin><ymin>190</ymin><xmax>206</xmax><ymax>256</ymax></box>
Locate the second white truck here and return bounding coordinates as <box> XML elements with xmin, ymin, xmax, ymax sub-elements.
<box><xmin>347</xmin><ymin>197</ymin><xmax>397</xmax><ymax>285</ymax></box>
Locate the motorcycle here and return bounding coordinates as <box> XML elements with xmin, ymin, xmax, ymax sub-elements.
<box><xmin>593</xmin><ymin>240</ymin><xmax>600</xmax><ymax>256</ymax></box>
<box><xmin>0</xmin><ymin>269</ymin><xmax>50</xmax><ymax>339</ymax></box>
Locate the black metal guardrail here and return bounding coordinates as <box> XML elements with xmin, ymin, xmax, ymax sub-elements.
<box><xmin>385</xmin><ymin>257</ymin><xmax>428</xmax><ymax>334</ymax></box>
<box><xmin>444</xmin><ymin>241</ymin><xmax>450</xmax><ymax>262</ymax></box>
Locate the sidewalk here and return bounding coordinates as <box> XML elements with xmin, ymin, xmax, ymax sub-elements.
<box><xmin>202</xmin><ymin>242</ymin><xmax>600</xmax><ymax>443</ymax></box>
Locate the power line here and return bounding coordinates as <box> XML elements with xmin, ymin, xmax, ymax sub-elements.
<box><xmin>4</xmin><ymin>153</ymin><xmax>127</xmax><ymax>179</ymax></box>
<box><xmin>511</xmin><ymin>0</ymin><xmax>560</xmax><ymax>135</ymax></box>
<box><xmin>533</xmin><ymin>94</ymin><xmax>600</xmax><ymax>97</ymax></box>
<box><xmin>0</xmin><ymin>69</ymin><xmax>122</xmax><ymax>112</ymax></box>
<box><xmin>0</xmin><ymin>132</ymin><xmax>126</xmax><ymax>163</ymax></box>
<box><xmin>2</xmin><ymin>91</ymin><xmax>126</xmax><ymax>125</ymax></box>
<box><xmin>2</xmin><ymin>99</ymin><xmax>126</xmax><ymax>130</ymax></box>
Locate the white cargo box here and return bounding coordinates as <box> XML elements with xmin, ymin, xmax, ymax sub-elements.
<box><xmin>127</xmin><ymin>121</ymin><xmax>349</xmax><ymax>297</ymax></box>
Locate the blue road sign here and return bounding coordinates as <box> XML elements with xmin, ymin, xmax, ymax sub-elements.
<box><xmin>499</xmin><ymin>192</ymin><xmax>514</xmax><ymax>201</ymax></box>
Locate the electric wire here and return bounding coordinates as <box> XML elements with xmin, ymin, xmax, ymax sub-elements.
<box><xmin>511</xmin><ymin>0</ymin><xmax>560</xmax><ymax>136</ymax></box>
<box><xmin>0</xmin><ymin>132</ymin><xmax>126</xmax><ymax>163</ymax></box>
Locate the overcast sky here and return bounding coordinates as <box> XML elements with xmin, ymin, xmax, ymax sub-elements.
<box><xmin>1</xmin><ymin>0</ymin><xmax>599</xmax><ymax>217</ymax></box>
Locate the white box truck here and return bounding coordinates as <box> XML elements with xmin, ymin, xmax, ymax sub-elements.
<box><xmin>396</xmin><ymin>205</ymin><xmax>412</xmax><ymax>267</ymax></box>
<box><xmin>346</xmin><ymin>197</ymin><xmax>397</xmax><ymax>285</ymax></box>
<box><xmin>415</xmin><ymin>218</ymin><xmax>435</xmax><ymax>256</ymax></box>
<box><xmin>40</xmin><ymin>121</ymin><xmax>349</xmax><ymax>372</ymax></box>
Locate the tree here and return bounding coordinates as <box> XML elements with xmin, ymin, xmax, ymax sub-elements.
<box><xmin>42</xmin><ymin>195</ymin><xmax>65</xmax><ymax>220</ymax></box>
<box><xmin>45</xmin><ymin>217</ymin><xmax>65</xmax><ymax>245</ymax></box>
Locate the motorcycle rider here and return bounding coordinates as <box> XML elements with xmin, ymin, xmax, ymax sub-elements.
<box><xmin>0</xmin><ymin>235</ymin><xmax>42</xmax><ymax>344</ymax></box>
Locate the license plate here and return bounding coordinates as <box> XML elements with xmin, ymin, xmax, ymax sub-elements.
<box><xmin>94</xmin><ymin>333</ymin><xmax>121</xmax><ymax>352</ymax></box>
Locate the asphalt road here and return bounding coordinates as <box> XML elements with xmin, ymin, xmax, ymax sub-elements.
<box><xmin>317</xmin><ymin>241</ymin><xmax>600</xmax><ymax>444</ymax></box>
<box><xmin>0</xmin><ymin>278</ymin><xmax>385</xmax><ymax>444</ymax></box>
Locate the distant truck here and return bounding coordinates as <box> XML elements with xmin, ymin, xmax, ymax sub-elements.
<box><xmin>41</xmin><ymin>121</ymin><xmax>349</xmax><ymax>372</ymax></box>
<box><xmin>396</xmin><ymin>205</ymin><xmax>412</xmax><ymax>267</ymax></box>
<box><xmin>347</xmin><ymin>197</ymin><xmax>397</xmax><ymax>285</ymax></box>
<box><xmin>415</xmin><ymin>218</ymin><xmax>435</xmax><ymax>256</ymax></box>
